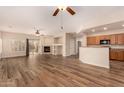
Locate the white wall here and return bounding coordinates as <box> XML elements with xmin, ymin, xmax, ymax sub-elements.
<box><xmin>76</xmin><ymin>34</ymin><xmax>87</xmax><ymax>47</ymax></box>
<box><xmin>39</xmin><ymin>35</ymin><xmax>54</xmax><ymax>45</ymax></box>
<box><xmin>63</xmin><ymin>33</ymin><xmax>66</xmax><ymax>56</ymax></box>
<box><xmin>0</xmin><ymin>31</ymin><xmax>38</xmax><ymax>58</ymax></box>
<box><xmin>76</xmin><ymin>34</ymin><xmax>87</xmax><ymax>54</ymax></box>
<box><xmin>54</xmin><ymin>37</ymin><xmax>63</xmax><ymax>44</ymax></box>
<box><xmin>63</xmin><ymin>33</ymin><xmax>76</xmax><ymax>57</ymax></box>
<box><xmin>63</xmin><ymin>33</ymin><xmax>70</xmax><ymax>56</ymax></box>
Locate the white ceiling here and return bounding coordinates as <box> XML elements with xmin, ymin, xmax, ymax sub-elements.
<box><xmin>0</xmin><ymin>6</ymin><xmax>124</xmax><ymax>36</ymax></box>
<box><xmin>80</xmin><ymin>20</ymin><xmax>124</xmax><ymax>35</ymax></box>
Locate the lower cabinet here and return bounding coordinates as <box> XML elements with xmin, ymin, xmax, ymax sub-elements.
<box><xmin>110</xmin><ymin>50</ymin><xmax>117</xmax><ymax>60</ymax></box>
<box><xmin>117</xmin><ymin>34</ymin><xmax>124</xmax><ymax>45</ymax></box>
<box><xmin>110</xmin><ymin>49</ymin><xmax>124</xmax><ymax>61</ymax></box>
<box><xmin>116</xmin><ymin>51</ymin><xmax>124</xmax><ymax>61</ymax></box>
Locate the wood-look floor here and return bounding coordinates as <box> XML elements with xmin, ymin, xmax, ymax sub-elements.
<box><xmin>0</xmin><ymin>54</ymin><xmax>124</xmax><ymax>87</ymax></box>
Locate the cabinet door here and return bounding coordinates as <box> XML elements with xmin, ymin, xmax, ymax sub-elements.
<box><xmin>99</xmin><ymin>35</ymin><xmax>105</xmax><ymax>40</ymax></box>
<box><xmin>90</xmin><ymin>37</ymin><xmax>96</xmax><ymax>45</ymax></box>
<box><xmin>95</xmin><ymin>36</ymin><xmax>100</xmax><ymax>45</ymax></box>
<box><xmin>87</xmin><ymin>37</ymin><xmax>96</xmax><ymax>45</ymax></box>
<box><xmin>110</xmin><ymin>50</ymin><xmax>117</xmax><ymax>60</ymax></box>
<box><xmin>116</xmin><ymin>51</ymin><xmax>124</xmax><ymax>61</ymax></box>
<box><xmin>100</xmin><ymin>35</ymin><xmax>110</xmax><ymax>40</ymax></box>
<box><xmin>87</xmin><ymin>37</ymin><xmax>91</xmax><ymax>45</ymax></box>
<box><xmin>105</xmin><ymin>35</ymin><xmax>110</xmax><ymax>40</ymax></box>
<box><xmin>110</xmin><ymin>35</ymin><xmax>117</xmax><ymax>45</ymax></box>
<box><xmin>117</xmin><ymin>34</ymin><xmax>124</xmax><ymax>45</ymax></box>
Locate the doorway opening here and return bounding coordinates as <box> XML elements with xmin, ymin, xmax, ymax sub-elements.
<box><xmin>29</xmin><ymin>39</ymin><xmax>39</xmax><ymax>55</ymax></box>
<box><xmin>77</xmin><ymin>41</ymin><xmax>81</xmax><ymax>57</ymax></box>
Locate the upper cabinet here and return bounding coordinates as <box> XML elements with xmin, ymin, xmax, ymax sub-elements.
<box><xmin>99</xmin><ymin>35</ymin><xmax>110</xmax><ymax>40</ymax></box>
<box><xmin>87</xmin><ymin>36</ymin><xmax>99</xmax><ymax>45</ymax></box>
<box><xmin>87</xmin><ymin>33</ymin><xmax>124</xmax><ymax>45</ymax></box>
<box><xmin>95</xmin><ymin>36</ymin><xmax>100</xmax><ymax>45</ymax></box>
<box><xmin>87</xmin><ymin>37</ymin><xmax>94</xmax><ymax>45</ymax></box>
<box><xmin>117</xmin><ymin>34</ymin><xmax>124</xmax><ymax>45</ymax></box>
<box><xmin>110</xmin><ymin>34</ymin><xmax>117</xmax><ymax>45</ymax></box>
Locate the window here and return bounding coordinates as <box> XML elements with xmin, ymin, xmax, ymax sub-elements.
<box><xmin>11</xmin><ymin>40</ymin><xmax>26</xmax><ymax>52</ymax></box>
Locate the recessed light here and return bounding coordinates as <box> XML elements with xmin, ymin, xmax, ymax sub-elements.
<box><xmin>103</xmin><ymin>27</ymin><xmax>107</xmax><ymax>30</ymax></box>
<box><xmin>91</xmin><ymin>29</ymin><xmax>95</xmax><ymax>32</ymax></box>
<box><xmin>122</xmin><ymin>24</ymin><xmax>124</xmax><ymax>27</ymax></box>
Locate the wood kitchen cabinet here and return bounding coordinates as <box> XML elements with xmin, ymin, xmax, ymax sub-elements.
<box><xmin>116</xmin><ymin>50</ymin><xmax>124</xmax><ymax>61</ymax></box>
<box><xmin>117</xmin><ymin>34</ymin><xmax>124</xmax><ymax>45</ymax></box>
<box><xmin>100</xmin><ymin>35</ymin><xmax>110</xmax><ymax>40</ymax></box>
<box><xmin>95</xmin><ymin>36</ymin><xmax>100</xmax><ymax>44</ymax></box>
<box><xmin>110</xmin><ymin>49</ymin><xmax>124</xmax><ymax>61</ymax></box>
<box><xmin>110</xmin><ymin>34</ymin><xmax>117</xmax><ymax>45</ymax></box>
<box><xmin>87</xmin><ymin>33</ymin><xmax>124</xmax><ymax>45</ymax></box>
<box><xmin>110</xmin><ymin>49</ymin><xmax>117</xmax><ymax>60</ymax></box>
<box><xmin>87</xmin><ymin>37</ymin><xmax>92</xmax><ymax>45</ymax></box>
<box><xmin>87</xmin><ymin>36</ymin><xmax>100</xmax><ymax>45</ymax></box>
<box><xmin>87</xmin><ymin>37</ymin><xmax>97</xmax><ymax>45</ymax></box>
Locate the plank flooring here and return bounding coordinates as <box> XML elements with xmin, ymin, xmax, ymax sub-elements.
<box><xmin>0</xmin><ymin>54</ymin><xmax>124</xmax><ymax>87</ymax></box>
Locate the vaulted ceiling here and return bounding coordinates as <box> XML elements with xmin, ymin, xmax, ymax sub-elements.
<box><xmin>0</xmin><ymin>6</ymin><xmax>124</xmax><ymax>36</ymax></box>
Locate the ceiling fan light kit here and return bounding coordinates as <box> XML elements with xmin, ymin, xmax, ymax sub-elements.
<box><xmin>61</xmin><ymin>26</ymin><xmax>63</xmax><ymax>30</ymax></box>
<box><xmin>35</xmin><ymin>29</ymin><xmax>41</xmax><ymax>36</ymax></box>
<box><xmin>58</xmin><ymin>6</ymin><xmax>67</xmax><ymax>10</ymax></box>
<box><xmin>35</xmin><ymin>30</ymin><xmax>40</xmax><ymax>34</ymax></box>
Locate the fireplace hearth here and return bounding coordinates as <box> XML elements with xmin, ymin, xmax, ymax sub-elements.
<box><xmin>44</xmin><ymin>46</ymin><xmax>50</xmax><ymax>52</ymax></box>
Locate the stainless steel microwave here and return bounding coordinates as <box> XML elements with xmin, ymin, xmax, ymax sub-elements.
<box><xmin>100</xmin><ymin>40</ymin><xmax>110</xmax><ymax>45</ymax></box>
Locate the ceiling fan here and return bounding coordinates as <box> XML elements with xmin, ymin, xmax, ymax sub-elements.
<box><xmin>34</xmin><ymin>27</ymin><xmax>43</xmax><ymax>36</ymax></box>
<box><xmin>35</xmin><ymin>29</ymin><xmax>40</xmax><ymax>35</ymax></box>
<box><xmin>53</xmin><ymin>6</ymin><xmax>76</xmax><ymax>16</ymax></box>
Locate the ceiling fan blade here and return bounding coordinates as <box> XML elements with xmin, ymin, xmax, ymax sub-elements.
<box><xmin>53</xmin><ymin>8</ymin><xmax>60</xmax><ymax>16</ymax></box>
<box><xmin>66</xmin><ymin>7</ymin><xmax>75</xmax><ymax>15</ymax></box>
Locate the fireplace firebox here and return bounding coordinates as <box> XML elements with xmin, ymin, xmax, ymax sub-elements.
<box><xmin>44</xmin><ymin>46</ymin><xmax>50</xmax><ymax>52</ymax></box>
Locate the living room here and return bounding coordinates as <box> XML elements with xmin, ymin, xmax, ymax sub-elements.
<box><xmin>0</xmin><ymin>5</ymin><xmax>123</xmax><ymax>88</ymax></box>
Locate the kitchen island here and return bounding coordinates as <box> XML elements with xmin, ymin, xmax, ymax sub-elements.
<box><xmin>79</xmin><ymin>47</ymin><xmax>110</xmax><ymax>68</ymax></box>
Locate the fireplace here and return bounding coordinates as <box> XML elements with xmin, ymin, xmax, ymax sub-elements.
<box><xmin>44</xmin><ymin>46</ymin><xmax>50</xmax><ymax>52</ymax></box>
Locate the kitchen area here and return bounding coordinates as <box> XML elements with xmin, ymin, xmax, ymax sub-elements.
<box><xmin>87</xmin><ymin>33</ymin><xmax>124</xmax><ymax>61</ymax></box>
<box><xmin>79</xmin><ymin>32</ymin><xmax>124</xmax><ymax>69</ymax></box>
